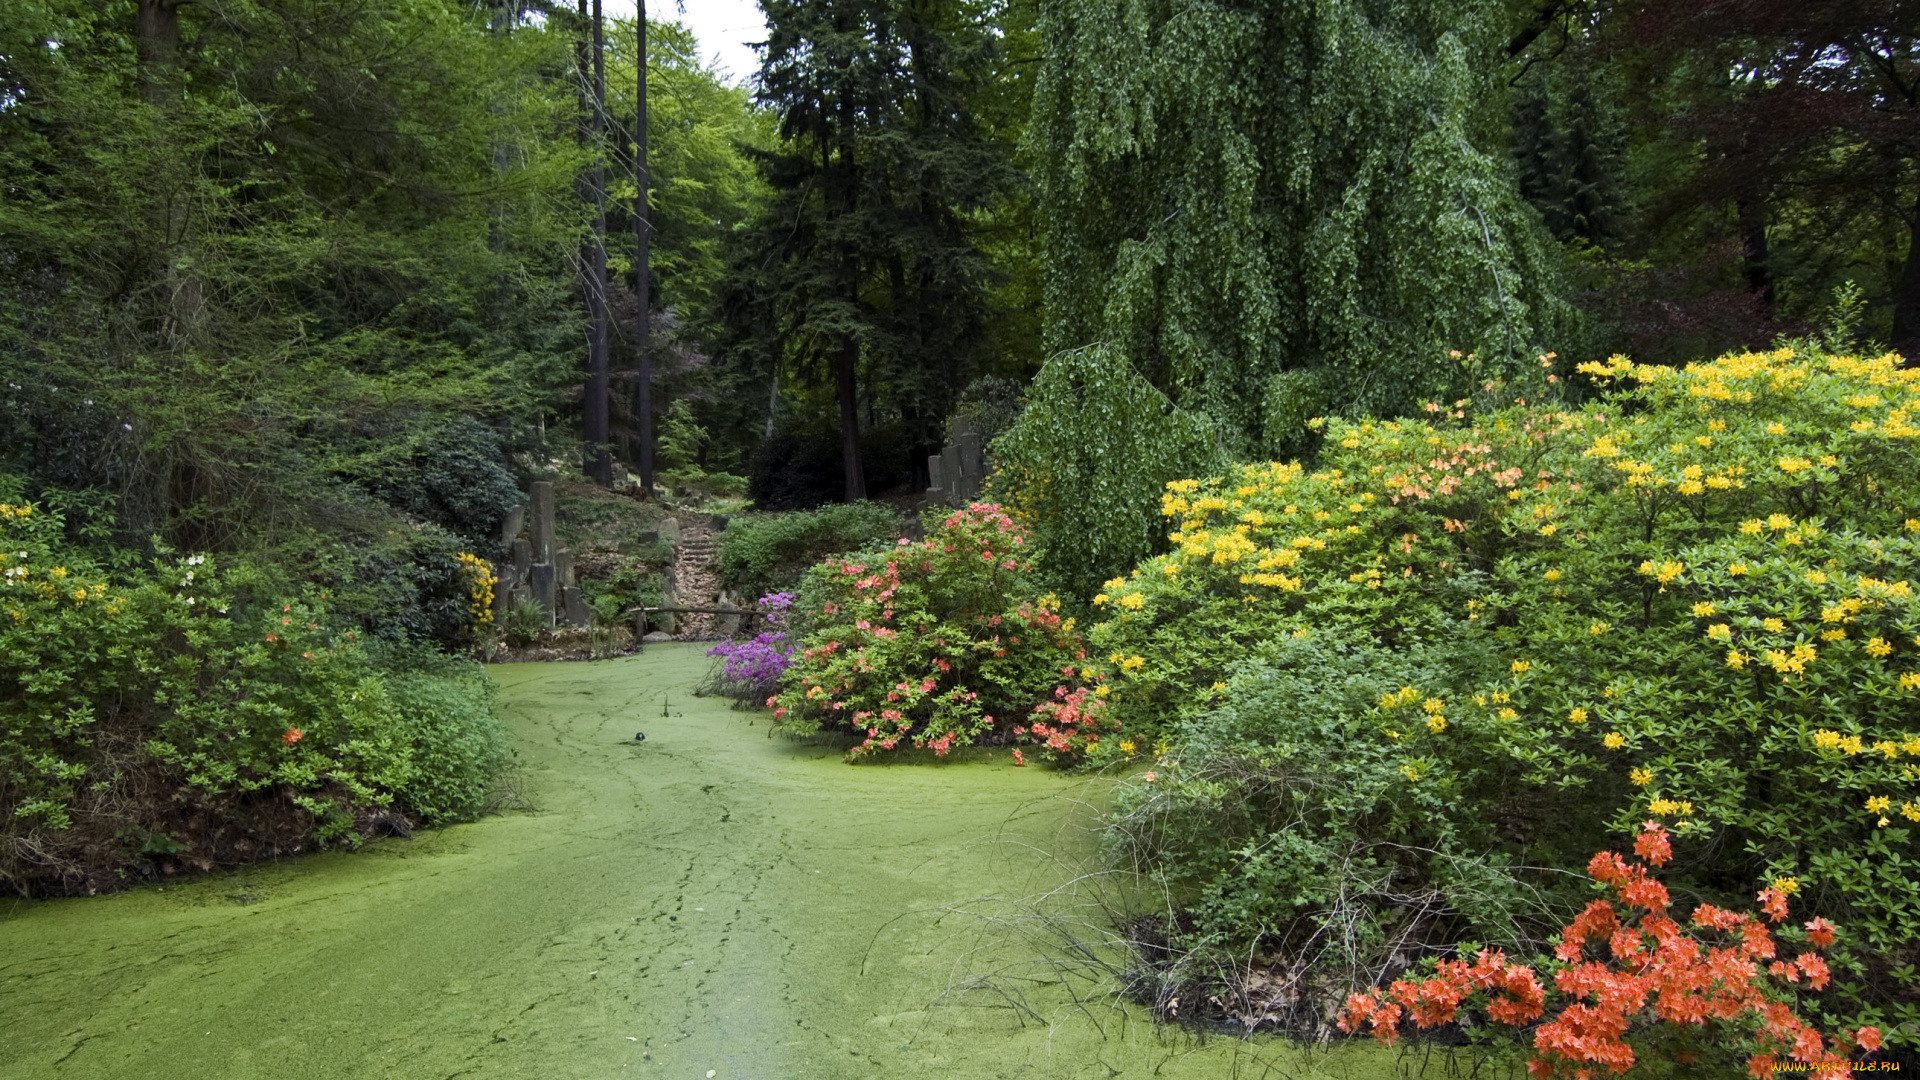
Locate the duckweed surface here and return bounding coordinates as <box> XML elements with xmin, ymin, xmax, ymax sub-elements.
<box><xmin>1</xmin><ymin>645</ymin><xmax>1402</xmax><ymax>1079</ymax></box>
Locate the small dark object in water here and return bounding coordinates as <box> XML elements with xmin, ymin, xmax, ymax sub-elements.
<box><xmin>634</xmin><ymin>731</ymin><xmax>647</xmax><ymax>742</ymax></box>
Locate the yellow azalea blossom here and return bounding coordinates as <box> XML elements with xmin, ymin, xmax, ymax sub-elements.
<box><xmin>1497</xmin><ymin>707</ymin><xmax>1519</xmax><ymax>721</ymax></box>
<box><xmin>1567</xmin><ymin>707</ymin><xmax>1588</xmax><ymax>725</ymax></box>
<box><xmin>1866</xmin><ymin>795</ymin><xmax>1892</xmax><ymax>814</ymax></box>
<box><xmin>1763</xmin><ymin>618</ymin><xmax>1785</xmax><ymax>633</ymax></box>
<box><xmin>1094</xmin><ymin>686</ymin><xmax>1109</xmax><ymax>697</ymax></box>
<box><xmin>1740</xmin><ymin>519</ymin><xmax>1764</xmax><ymax>535</ymax></box>
<box><xmin>1119</xmin><ymin>740</ymin><xmax>1136</xmax><ymax>755</ymax></box>
<box><xmin>1729</xmin><ymin>563</ymin><xmax>1749</xmax><ymax>576</ymax></box>
<box><xmin>1707</xmin><ymin>624</ymin><xmax>1732</xmax><ymax>641</ymax></box>
<box><xmin>1771</xmin><ymin>876</ymin><xmax>1800</xmax><ymax>896</ymax></box>
<box><xmin>1649</xmin><ymin>798</ymin><xmax>1694</xmax><ymax>816</ymax></box>
<box><xmin>1119</xmin><ymin>593</ymin><xmax>1145</xmax><ymax>611</ymax></box>
<box><xmin>1768</xmin><ymin>513</ymin><xmax>1792</xmax><ymax>530</ymax></box>
<box><xmin>1544</xmin><ymin>569</ymin><xmax>1562</xmax><ymax>582</ymax></box>
<box><xmin>1726</xmin><ymin>650</ymin><xmax>1748</xmax><ymax>669</ymax></box>
<box><xmin>1511</xmin><ymin>659</ymin><xmax>1532</xmax><ymax>674</ymax></box>
<box><xmin>1426</xmin><ymin>715</ymin><xmax>1447</xmax><ymax>733</ymax></box>
<box><xmin>1821</xmin><ymin>628</ymin><xmax>1847</xmax><ymax>642</ymax></box>
<box><xmin>1692</xmin><ymin>602</ymin><xmax>1715</xmax><ymax>616</ymax></box>
<box><xmin>1590</xmin><ymin>620</ymin><xmax>1611</xmax><ymax>635</ymax></box>
<box><xmin>1603</xmin><ymin>732</ymin><xmax>1627</xmax><ymax>750</ymax></box>
<box><xmin>1630</xmin><ymin>768</ymin><xmax>1654</xmax><ymax>787</ymax></box>
<box><xmin>1867</xmin><ymin>637</ymin><xmax>1893</xmax><ymax>657</ymax></box>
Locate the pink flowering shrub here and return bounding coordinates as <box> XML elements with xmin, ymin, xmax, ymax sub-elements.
<box><xmin>768</xmin><ymin>503</ymin><xmax>1111</xmax><ymax>761</ymax></box>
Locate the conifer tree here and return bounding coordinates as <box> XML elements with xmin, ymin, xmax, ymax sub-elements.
<box><xmin>725</xmin><ymin>0</ymin><xmax>1019</xmax><ymax>501</ymax></box>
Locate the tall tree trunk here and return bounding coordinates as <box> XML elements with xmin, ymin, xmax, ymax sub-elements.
<box><xmin>634</xmin><ymin>0</ymin><xmax>654</xmax><ymax>494</ymax></box>
<box><xmin>1895</xmin><ymin>217</ymin><xmax>1920</xmax><ymax>366</ymax></box>
<box><xmin>580</xmin><ymin>0</ymin><xmax>612</xmax><ymax>486</ymax></box>
<box><xmin>1737</xmin><ymin>196</ymin><xmax>1774</xmax><ymax>323</ymax></box>
<box><xmin>836</xmin><ymin>339</ymin><xmax>866</xmax><ymax>501</ymax></box>
<box><xmin>136</xmin><ymin>0</ymin><xmax>180</xmax><ymax>104</ymax></box>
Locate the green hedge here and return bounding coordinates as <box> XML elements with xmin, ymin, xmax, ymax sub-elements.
<box><xmin>717</xmin><ymin>502</ymin><xmax>902</xmax><ymax>601</ymax></box>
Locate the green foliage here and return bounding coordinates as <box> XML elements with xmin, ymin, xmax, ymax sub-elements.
<box><xmin>326</xmin><ymin>416</ymin><xmax>522</xmax><ymax>542</ymax></box>
<box><xmin>0</xmin><ymin>495</ymin><xmax>505</xmax><ymax>893</ymax></box>
<box><xmin>721</xmin><ymin>0</ymin><xmax>1023</xmax><ymax>495</ymax></box>
<box><xmin>0</xmin><ymin>1</ymin><xmax>586</xmax><ymax>548</ymax></box>
<box><xmin>1030</xmin><ymin>0</ymin><xmax>1578</xmax><ymax>454</ymax></box>
<box><xmin>771</xmin><ymin>504</ymin><xmax>1106</xmax><ymax>760</ymax></box>
<box><xmin>717</xmin><ymin>502</ymin><xmax>903</xmax><ymax>601</ymax></box>
<box><xmin>380</xmin><ymin>653</ymin><xmax>509</xmax><ymax>826</ymax></box>
<box><xmin>1094</xmin><ymin>347</ymin><xmax>1920</xmax><ymax>1043</ymax></box>
<box><xmin>990</xmin><ymin>344</ymin><xmax>1218</xmax><ymax>599</ymax></box>
<box><xmin>502</xmin><ymin>596</ymin><xmax>549</xmax><ymax>648</ymax></box>
<box><xmin>604</xmin><ymin>18</ymin><xmax>771</xmax><ymax>331</ymax></box>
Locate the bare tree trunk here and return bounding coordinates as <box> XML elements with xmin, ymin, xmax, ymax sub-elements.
<box><xmin>634</xmin><ymin>0</ymin><xmax>655</xmax><ymax>494</ymax></box>
<box><xmin>1737</xmin><ymin>196</ymin><xmax>1774</xmax><ymax>323</ymax></box>
<box><xmin>1894</xmin><ymin>204</ymin><xmax>1920</xmax><ymax>366</ymax></box>
<box><xmin>580</xmin><ymin>0</ymin><xmax>612</xmax><ymax>486</ymax></box>
<box><xmin>136</xmin><ymin>0</ymin><xmax>180</xmax><ymax>103</ymax></box>
<box><xmin>836</xmin><ymin>339</ymin><xmax>867</xmax><ymax>501</ymax></box>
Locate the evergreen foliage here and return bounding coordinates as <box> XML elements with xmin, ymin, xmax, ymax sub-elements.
<box><xmin>722</xmin><ymin>0</ymin><xmax>1022</xmax><ymax>501</ymax></box>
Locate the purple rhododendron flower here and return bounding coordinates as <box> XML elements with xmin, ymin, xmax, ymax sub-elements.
<box><xmin>706</xmin><ymin>593</ymin><xmax>796</xmax><ymax>698</ymax></box>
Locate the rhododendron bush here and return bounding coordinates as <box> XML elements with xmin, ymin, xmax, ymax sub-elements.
<box><xmin>1342</xmin><ymin>824</ymin><xmax>1884</xmax><ymax>1078</ymax></box>
<box><xmin>769</xmin><ymin>504</ymin><xmax>1110</xmax><ymax>760</ymax></box>
<box><xmin>1095</xmin><ymin>349</ymin><xmax>1919</xmax><ymax>1049</ymax></box>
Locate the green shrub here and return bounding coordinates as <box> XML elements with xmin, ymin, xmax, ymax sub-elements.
<box><xmin>1093</xmin><ymin>348</ymin><xmax>1920</xmax><ymax>1044</ymax></box>
<box><xmin>0</xmin><ymin>495</ymin><xmax>507</xmax><ymax>894</ymax></box>
<box><xmin>989</xmin><ymin>343</ymin><xmax>1219</xmax><ymax>600</ymax></box>
<box><xmin>326</xmin><ymin>415</ymin><xmax>522</xmax><ymax>542</ymax></box>
<box><xmin>718</xmin><ymin>501</ymin><xmax>902</xmax><ymax>600</ymax></box>
<box><xmin>770</xmin><ymin>504</ymin><xmax>1108</xmax><ymax>760</ymax></box>
<box><xmin>380</xmin><ymin>652</ymin><xmax>509</xmax><ymax>825</ymax></box>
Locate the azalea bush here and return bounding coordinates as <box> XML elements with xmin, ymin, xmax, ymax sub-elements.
<box><xmin>0</xmin><ymin>495</ymin><xmax>506</xmax><ymax>895</ymax></box>
<box><xmin>702</xmin><ymin>592</ymin><xmax>797</xmax><ymax>704</ymax></box>
<box><xmin>1341</xmin><ymin>823</ymin><xmax>1886</xmax><ymax>1077</ymax></box>
<box><xmin>769</xmin><ymin>503</ymin><xmax>1110</xmax><ymax>760</ymax></box>
<box><xmin>1094</xmin><ymin>348</ymin><xmax>1920</xmax><ymax>1046</ymax></box>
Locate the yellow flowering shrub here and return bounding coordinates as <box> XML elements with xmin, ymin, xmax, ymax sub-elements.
<box><xmin>1098</xmin><ymin>348</ymin><xmax>1920</xmax><ymax>1044</ymax></box>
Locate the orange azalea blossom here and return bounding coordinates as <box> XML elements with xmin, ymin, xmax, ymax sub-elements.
<box><xmin>1339</xmin><ymin>823</ymin><xmax>1882</xmax><ymax>1077</ymax></box>
<box><xmin>282</xmin><ymin>727</ymin><xmax>303</xmax><ymax>746</ymax></box>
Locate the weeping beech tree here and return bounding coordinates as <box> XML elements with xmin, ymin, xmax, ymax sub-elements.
<box><xmin>1028</xmin><ymin>0</ymin><xmax>1578</xmax><ymax>459</ymax></box>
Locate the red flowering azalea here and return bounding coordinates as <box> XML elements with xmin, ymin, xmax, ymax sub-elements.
<box><xmin>1339</xmin><ymin>824</ymin><xmax>1876</xmax><ymax>1077</ymax></box>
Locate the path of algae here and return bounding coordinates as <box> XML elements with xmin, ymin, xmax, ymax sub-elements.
<box><xmin>0</xmin><ymin>645</ymin><xmax>1413</xmax><ymax>1080</ymax></box>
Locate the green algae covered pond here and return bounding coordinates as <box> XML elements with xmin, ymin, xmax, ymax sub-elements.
<box><xmin>1</xmin><ymin>645</ymin><xmax>1406</xmax><ymax>1079</ymax></box>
